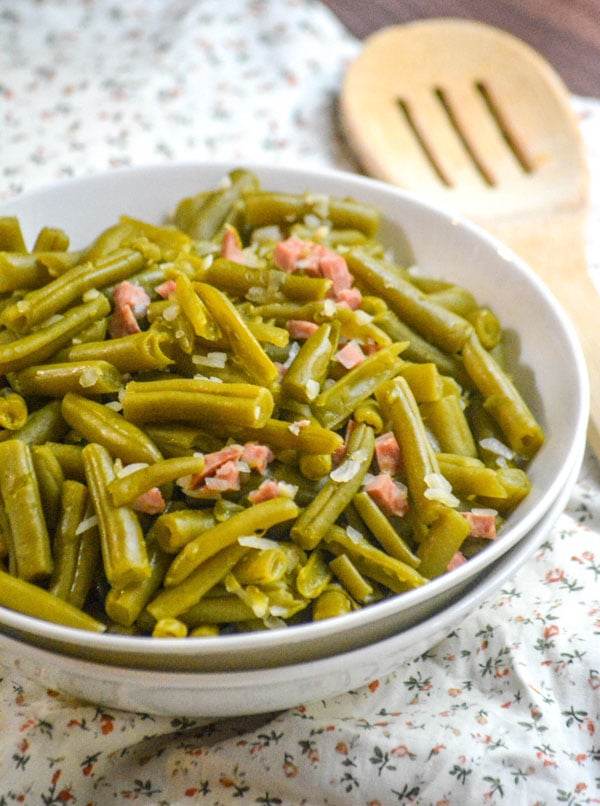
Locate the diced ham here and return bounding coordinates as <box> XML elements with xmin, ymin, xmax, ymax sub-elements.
<box><xmin>109</xmin><ymin>280</ymin><xmax>151</xmax><ymax>338</ymax></box>
<box><xmin>462</xmin><ymin>509</ymin><xmax>497</xmax><ymax>539</ymax></box>
<box><xmin>375</xmin><ymin>431</ymin><xmax>403</xmax><ymax>475</ymax></box>
<box><xmin>241</xmin><ymin>442</ymin><xmax>274</xmax><ymax>475</ymax></box>
<box><xmin>273</xmin><ymin>236</ymin><xmax>357</xmax><ymax>304</ymax></box>
<box><xmin>155</xmin><ymin>279</ymin><xmax>177</xmax><ymax>299</ymax></box>
<box><xmin>447</xmin><ymin>551</ymin><xmax>468</xmax><ymax>571</ymax></box>
<box><xmin>221</xmin><ymin>225</ymin><xmax>245</xmax><ymax>264</ymax></box>
<box><xmin>134</xmin><ymin>487</ymin><xmax>166</xmax><ymax>515</ymax></box>
<box><xmin>248</xmin><ymin>479</ymin><xmax>284</xmax><ymax>504</ymax></box>
<box><xmin>364</xmin><ymin>472</ymin><xmax>409</xmax><ymax>517</ymax></box>
<box><xmin>203</xmin><ymin>459</ymin><xmax>241</xmax><ymax>492</ymax></box>
<box><xmin>335</xmin><ymin>341</ymin><xmax>365</xmax><ymax>369</ymax></box>
<box><xmin>189</xmin><ymin>444</ymin><xmax>245</xmax><ymax>487</ymax></box>
<box><xmin>287</xmin><ymin>319</ymin><xmax>319</xmax><ymax>340</ymax></box>
<box><xmin>335</xmin><ymin>287</ymin><xmax>363</xmax><ymax>310</ymax></box>
<box><xmin>113</xmin><ymin>281</ymin><xmax>150</xmax><ymax>318</ymax></box>
<box><xmin>108</xmin><ymin>303</ymin><xmax>141</xmax><ymax>338</ymax></box>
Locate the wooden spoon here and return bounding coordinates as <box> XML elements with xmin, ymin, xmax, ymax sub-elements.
<box><xmin>340</xmin><ymin>18</ymin><xmax>600</xmax><ymax>459</ymax></box>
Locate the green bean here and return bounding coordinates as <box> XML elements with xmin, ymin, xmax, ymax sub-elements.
<box><xmin>193</xmin><ymin>281</ymin><xmax>279</xmax><ymax>386</ymax></box>
<box><xmin>352</xmin><ymin>491</ymin><xmax>421</xmax><ymax>567</ymax></box>
<box><xmin>420</xmin><ymin>395</ymin><xmax>478</xmax><ymax>457</ymax></box>
<box><xmin>324</xmin><ymin>524</ymin><xmax>427</xmax><ymax>592</ymax></box>
<box><xmin>146</xmin><ymin>542</ymin><xmax>251</xmax><ymax>621</ymax></box>
<box><xmin>474</xmin><ymin>467</ymin><xmax>531</xmax><ymax>513</ymax></box>
<box><xmin>232</xmin><ymin>547</ymin><xmax>287</xmax><ymax>586</ymax></box>
<box><xmin>291</xmin><ymin>422</ymin><xmax>375</xmax><ymax>550</ymax></box>
<box><xmin>0</xmin><ymin>400</ymin><xmax>67</xmax><ymax>446</ymax></box>
<box><xmin>0</xmin><ymin>217</ymin><xmax>27</xmax><ymax>252</ymax></box>
<box><xmin>154</xmin><ymin>508</ymin><xmax>217</xmax><ymax>553</ymax></box>
<box><xmin>376</xmin><ymin>376</ymin><xmax>443</xmax><ymax>527</ymax></box>
<box><xmin>82</xmin><ymin>441</ymin><xmax>150</xmax><ymax>589</ymax></box>
<box><xmin>105</xmin><ymin>535</ymin><xmax>171</xmax><ymax>627</ymax></box>
<box><xmin>65</xmin><ymin>330</ymin><xmax>174</xmax><ymax>374</ymax></box>
<box><xmin>0</xmin><ymin>388</ymin><xmax>28</xmax><ymax>430</ymax></box>
<box><xmin>282</xmin><ymin>321</ymin><xmax>340</xmax><ymax>404</ymax></box>
<box><xmin>9</xmin><ymin>360</ymin><xmax>123</xmax><ymax>398</ymax></box>
<box><xmin>466</xmin><ymin>307</ymin><xmax>502</xmax><ymax>349</ymax></box>
<box><xmin>31</xmin><ymin>443</ymin><xmax>65</xmax><ymax>532</ymax></box>
<box><xmin>399</xmin><ymin>362</ymin><xmax>443</xmax><ymax>403</ymax></box>
<box><xmin>427</xmin><ymin>285</ymin><xmax>478</xmax><ymax>316</ymax></box>
<box><xmin>312</xmin><ymin>585</ymin><xmax>354</xmax><ymax>620</ymax></box>
<box><xmin>173</xmin><ymin>169</ymin><xmax>253</xmax><ymax>239</ymax></box>
<box><xmin>0</xmin><ymin>567</ymin><xmax>106</xmax><ymax>632</ymax></box>
<box><xmin>0</xmin><ymin>439</ymin><xmax>53</xmax><ymax>581</ymax></box>
<box><xmin>436</xmin><ymin>453</ymin><xmax>508</xmax><ymax>499</ymax></box>
<box><xmin>230</xmin><ymin>417</ymin><xmax>343</xmax><ymax>456</ymax></box>
<box><xmin>108</xmin><ymin>454</ymin><xmax>206</xmax><ymax>508</ymax></box>
<box><xmin>153</xmin><ymin>617</ymin><xmax>188</xmax><ymax>638</ymax></box>
<box><xmin>461</xmin><ymin>332</ymin><xmax>544</xmax><ymax>459</ymax></box>
<box><xmin>0</xmin><ymin>253</ymin><xmax>53</xmax><ymax>292</ymax></box>
<box><xmin>347</xmin><ymin>248</ymin><xmax>473</xmax><ymax>353</ymax></box>
<box><xmin>122</xmin><ymin>377</ymin><xmax>274</xmax><ymax>430</ymax></box>
<box><xmin>245</xmin><ymin>191</ymin><xmax>380</xmax><ymax>237</ymax></box>
<box><xmin>33</xmin><ymin>226</ymin><xmax>70</xmax><ymax>252</ymax></box>
<box><xmin>416</xmin><ymin>508</ymin><xmax>471</xmax><ymax>579</ymax></box>
<box><xmin>312</xmin><ymin>342</ymin><xmax>407</xmax><ymax>430</ymax></box>
<box><xmin>165</xmin><ymin>496</ymin><xmax>300</xmax><ymax>587</ymax></box>
<box><xmin>1</xmin><ymin>248</ymin><xmax>144</xmax><ymax>334</ymax></box>
<box><xmin>329</xmin><ymin>553</ymin><xmax>377</xmax><ymax>605</ymax></box>
<box><xmin>296</xmin><ymin>548</ymin><xmax>332</xmax><ymax>598</ymax></box>
<box><xmin>48</xmin><ymin>481</ymin><xmax>100</xmax><ymax>608</ymax></box>
<box><xmin>205</xmin><ymin>258</ymin><xmax>332</xmax><ymax>303</ymax></box>
<box><xmin>62</xmin><ymin>392</ymin><xmax>163</xmax><ymax>465</ymax></box>
<box><xmin>45</xmin><ymin>442</ymin><xmax>86</xmax><ymax>482</ymax></box>
<box><xmin>180</xmin><ymin>594</ymin><xmax>256</xmax><ymax>625</ymax></box>
<box><xmin>174</xmin><ymin>273</ymin><xmax>221</xmax><ymax>340</ymax></box>
<box><xmin>143</xmin><ymin>423</ymin><xmax>223</xmax><ymax>457</ymax></box>
<box><xmin>0</xmin><ymin>293</ymin><xmax>111</xmax><ymax>373</ymax></box>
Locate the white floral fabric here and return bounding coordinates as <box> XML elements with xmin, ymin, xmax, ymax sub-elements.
<box><xmin>0</xmin><ymin>2</ymin><xmax>599</xmax><ymax>803</ymax></box>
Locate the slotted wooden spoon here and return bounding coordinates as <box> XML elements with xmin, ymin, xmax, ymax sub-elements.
<box><xmin>340</xmin><ymin>18</ymin><xmax>600</xmax><ymax>459</ymax></box>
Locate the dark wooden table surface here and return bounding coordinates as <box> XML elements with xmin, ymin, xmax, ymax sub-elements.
<box><xmin>323</xmin><ymin>0</ymin><xmax>600</xmax><ymax>97</ymax></box>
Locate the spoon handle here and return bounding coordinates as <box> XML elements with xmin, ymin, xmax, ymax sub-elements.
<box><xmin>487</xmin><ymin>209</ymin><xmax>600</xmax><ymax>461</ymax></box>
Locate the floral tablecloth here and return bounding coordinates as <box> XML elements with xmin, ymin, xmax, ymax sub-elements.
<box><xmin>0</xmin><ymin>2</ymin><xmax>599</xmax><ymax>803</ymax></box>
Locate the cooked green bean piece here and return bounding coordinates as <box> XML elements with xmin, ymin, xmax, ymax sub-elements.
<box><xmin>82</xmin><ymin>442</ymin><xmax>150</xmax><ymax>589</ymax></box>
<box><xmin>376</xmin><ymin>376</ymin><xmax>443</xmax><ymax>527</ymax></box>
<box><xmin>9</xmin><ymin>360</ymin><xmax>123</xmax><ymax>398</ymax></box>
<box><xmin>144</xmin><ymin>423</ymin><xmax>223</xmax><ymax>457</ymax></box>
<box><xmin>122</xmin><ymin>377</ymin><xmax>274</xmax><ymax>430</ymax></box>
<box><xmin>147</xmin><ymin>542</ymin><xmax>251</xmax><ymax>621</ymax></box>
<box><xmin>0</xmin><ymin>253</ymin><xmax>53</xmax><ymax>292</ymax></box>
<box><xmin>245</xmin><ymin>191</ymin><xmax>380</xmax><ymax>237</ymax></box>
<box><xmin>329</xmin><ymin>553</ymin><xmax>377</xmax><ymax>605</ymax></box>
<box><xmin>461</xmin><ymin>332</ymin><xmax>544</xmax><ymax>459</ymax></box>
<box><xmin>352</xmin><ymin>399</ymin><xmax>384</xmax><ymax>433</ymax></box>
<box><xmin>298</xmin><ymin>452</ymin><xmax>332</xmax><ymax>480</ymax></box>
<box><xmin>153</xmin><ymin>617</ymin><xmax>188</xmax><ymax>638</ymax></box>
<box><xmin>193</xmin><ymin>281</ymin><xmax>279</xmax><ymax>386</ymax></box>
<box><xmin>45</xmin><ymin>442</ymin><xmax>85</xmax><ymax>482</ymax></box>
<box><xmin>296</xmin><ymin>548</ymin><xmax>332</xmax><ymax>598</ymax></box>
<box><xmin>175</xmin><ymin>273</ymin><xmax>221</xmax><ymax>340</ymax></box>
<box><xmin>416</xmin><ymin>508</ymin><xmax>471</xmax><ymax>579</ymax></box>
<box><xmin>0</xmin><ymin>567</ymin><xmax>106</xmax><ymax>632</ymax></box>
<box><xmin>282</xmin><ymin>321</ymin><xmax>340</xmax><ymax>404</ymax></box>
<box><xmin>105</xmin><ymin>535</ymin><xmax>171</xmax><ymax>627</ymax></box>
<box><xmin>0</xmin><ymin>388</ymin><xmax>28</xmax><ymax>430</ymax></box>
<box><xmin>291</xmin><ymin>422</ymin><xmax>375</xmax><ymax>550</ymax></box>
<box><xmin>205</xmin><ymin>258</ymin><xmax>332</xmax><ymax>303</ymax></box>
<box><xmin>0</xmin><ymin>293</ymin><xmax>111</xmax><ymax>374</ymax></box>
<box><xmin>1</xmin><ymin>248</ymin><xmax>144</xmax><ymax>334</ymax></box>
<box><xmin>108</xmin><ymin>454</ymin><xmax>206</xmax><ymax>508</ymax></box>
<box><xmin>427</xmin><ymin>285</ymin><xmax>478</xmax><ymax>316</ymax></box>
<box><xmin>0</xmin><ymin>439</ymin><xmax>53</xmax><ymax>581</ymax></box>
<box><xmin>399</xmin><ymin>362</ymin><xmax>443</xmax><ymax>403</ymax></box>
<box><xmin>230</xmin><ymin>417</ymin><xmax>343</xmax><ymax>456</ymax></box>
<box><xmin>180</xmin><ymin>594</ymin><xmax>256</xmax><ymax>626</ymax></box>
<box><xmin>62</xmin><ymin>392</ymin><xmax>163</xmax><ymax>465</ymax></box>
<box><xmin>324</xmin><ymin>524</ymin><xmax>427</xmax><ymax>592</ymax></box>
<box><xmin>312</xmin><ymin>342</ymin><xmax>407</xmax><ymax>430</ymax></box>
<box><xmin>436</xmin><ymin>453</ymin><xmax>508</xmax><ymax>499</ymax></box>
<box><xmin>49</xmin><ymin>481</ymin><xmax>94</xmax><ymax>603</ymax></box>
<box><xmin>232</xmin><ymin>547</ymin><xmax>287</xmax><ymax>586</ymax></box>
<box><xmin>0</xmin><ymin>217</ymin><xmax>27</xmax><ymax>252</ymax></box>
<box><xmin>420</xmin><ymin>395</ymin><xmax>478</xmax><ymax>457</ymax></box>
<box><xmin>474</xmin><ymin>467</ymin><xmax>531</xmax><ymax>513</ymax></box>
<box><xmin>352</xmin><ymin>491</ymin><xmax>421</xmax><ymax>568</ymax></box>
<box><xmin>154</xmin><ymin>508</ymin><xmax>218</xmax><ymax>553</ymax></box>
<box><xmin>466</xmin><ymin>307</ymin><xmax>502</xmax><ymax>349</ymax></box>
<box><xmin>33</xmin><ymin>226</ymin><xmax>70</xmax><ymax>252</ymax></box>
<box><xmin>66</xmin><ymin>330</ymin><xmax>174</xmax><ymax>374</ymax></box>
<box><xmin>175</xmin><ymin>168</ymin><xmax>259</xmax><ymax>241</ymax></box>
<box><xmin>31</xmin><ymin>443</ymin><xmax>65</xmax><ymax>532</ymax></box>
<box><xmin>347</xmin><ymin>248</ymin><xmax>473</xmax><ymax>353</ymax></box>
<box><xmin>165</xmin><ymin>496</ymin><xmax>300</xmax><ymax>587</ymax></box>
<box><xmin>0</xmin><ymin>400</ymin><xmax>67</xmax><ymax>446</ymax></box>
<box><xmin>313</xmin><ymin>585</ymin><xmax>354</xmax><ymax>620</ymax></box>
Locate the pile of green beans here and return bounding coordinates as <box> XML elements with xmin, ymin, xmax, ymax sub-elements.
<box><xmin>0</xmin><ymin>169</ymin><xmax>544</xmax><ymax>638</ymax></box>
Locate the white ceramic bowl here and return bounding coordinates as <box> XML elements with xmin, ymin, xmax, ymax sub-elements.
<box><xmin>0</xmin><ymin>162</ymin><xmax>589</xmax><ymax>676</ymax></box>
<box><xmin>0</xmin><ymin>438</ymin><xmax>583</xmax><ymax>717</ymax></box>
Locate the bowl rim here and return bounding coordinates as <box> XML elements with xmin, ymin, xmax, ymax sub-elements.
<box><xmin>0</xmin><ymin>160</ymin><xmax>590</xmax><ymax>658</ymax></box>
